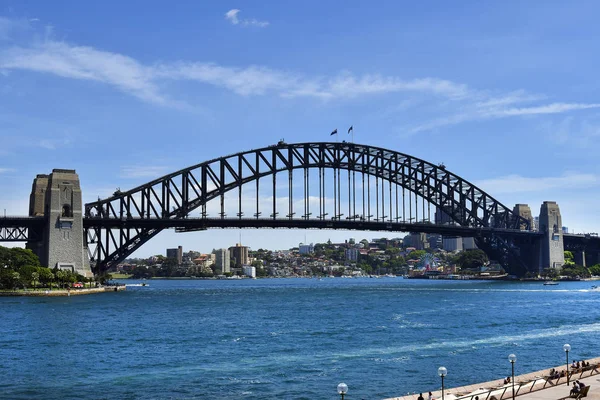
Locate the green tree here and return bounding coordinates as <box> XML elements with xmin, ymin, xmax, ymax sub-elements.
<box><xmin>589</xmin><ymin>264</ymin><xmax>600</xmax><ymax>276</ymax></box>
<box><xmin>407</xmin><ymin>250</ymin><xmax>426</xmax><ymax>260</ymax></box>
<box><xmin>18</xmin><ymin>265</ymin><xmax>38</xmax><ymax>287</ymax></box>
<box><xmin>55</xmin><ymin>270</ymin><xmax>67</xmax><ymax>288</ymax></box>
<box><xmin>31</xmin><ymin>272</ymin><xmax>39</xmax><ymax>289</ymax></box>
<box><xmin>9</xmin><ymin>248</ymin><xmax>41</xmax><ymax>269</ymax></box>
<box><xmin>0</xmin><ymin>246</ymin><xmax>10</xmax><ymax>268</ymax></box>
<box><xmin>561</xmin><ymin>264</ymin><xmax>590</xmax><ymax>279</ymax></box>
<box><xmin>541</xmin><ymin>268</ymin><xmax>559</xmax><ymax>279</ymax></box>
<box><xmin>38</xmin><ymin>268</ymin><xmax>54</xmax><ymax>288</ymax></box>
<box><xmin>456</xmin><ymin>249</ymin><xmax>489</xmax><ymax>270</ymax></box>
<box><xmin>0</xmin><ymin>271</ymin><xmax>21</xmax><ymax>289</ymax></box>
<box><xmin>564</xmin><ymin>251</ymin><xmax>575</xmax><ymax>266</ymax></box>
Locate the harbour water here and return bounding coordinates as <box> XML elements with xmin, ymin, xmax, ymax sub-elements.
<box><xmin>1</xmin><ymin>278</ymin><xmax>599</xmax><ymax>399</ymax></box>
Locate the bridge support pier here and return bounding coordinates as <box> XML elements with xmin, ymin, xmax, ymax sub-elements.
<box><xmin>27</xmin><ymin>169</ymin><xmax>92</xmax><ymax>278</ymax></box>
<box><xmin>574</xmin><ymin>250</ymin><xmax>586</xmax><ymax>268</ymax></box>
<box><xmin>538</xmin><ymin>201</ymin><xmax>565</xmax><ymax>273</ymax></box>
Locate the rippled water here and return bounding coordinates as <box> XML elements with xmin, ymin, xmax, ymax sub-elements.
<box><xmin>1</xmin><ymin>278</ymin><xmax>599</xmax><ymax>399</ymax></box>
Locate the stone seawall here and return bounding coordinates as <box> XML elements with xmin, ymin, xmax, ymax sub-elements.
<box><xmin>0</xmin><ymin>286</ymin><xmax>126</xmax><ymax>296</ymax></box>
<box><xmin>384</xmin><ymin>356</ymin><xmax>600</xmax><ymax>400</ymax></box>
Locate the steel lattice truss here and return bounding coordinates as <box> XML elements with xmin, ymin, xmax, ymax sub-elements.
<box><xmin>0</xmin><ymin>217</ymin><xmax>44</xmax><ymax>242</ymax></box>
<box><xmin>84</xmin><ymin>142</ymin><xmax>531</xmax><ymax>273</ymax></box>
<box><xmin>0</xmin><ymin>227</ymin><xmax>29</xmax><ymax>241</ymax></box>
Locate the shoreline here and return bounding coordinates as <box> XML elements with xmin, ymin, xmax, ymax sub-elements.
<box><xmin>384</xmin><ymin>356</ymin><xmax>600</xmax><ymax>400</ymax></box>
<box><xmin>0</xmin><ymin>286</ymin><xmax>126</xmax><ymax>296</ymax></box>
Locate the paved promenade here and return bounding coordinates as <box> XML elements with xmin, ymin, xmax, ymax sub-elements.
<box><xmin>385</xmin><ymin>357</ymin><xmax>600</xmax><ymax>400</ymax></box>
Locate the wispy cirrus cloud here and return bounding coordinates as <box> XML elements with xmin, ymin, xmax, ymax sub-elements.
<box><xmin>119</xmin><ymin>165</ymin><xmax>171</xmax><ymax>179</ymax></box>
<box><xmin>408</xmin><ymin>98</ymin><xmax>600</xmax><ymax>133</ymax></box>
<box><xmin>224</xmin><ymin>9</ymin><xmax>269</xmax><ymax>28</ymax></box>
<box><xmin>0</xmin><ymin>41</ymin><xmax>167</xmax><ymax>105</ymax></box>
<box><xmin>544</xmin><ymin>116</ymin><xmax>600</xmax><ymax>148</ymax></box>
<box><xmin>1</xmin><ymin>16</ymin><xmax>599</xmax><ymax>132</ymax></box>
<box><xmin>475</xmin><ymin>172</ymin><xmax>599</xmax><ymax>194</ymax></box>
<box><xmin>0</xmin><ymin>167</ymin><xmax>15</xmax><ymax>174</ymax></box>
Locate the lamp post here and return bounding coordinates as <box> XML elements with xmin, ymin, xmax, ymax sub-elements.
<box><xmin>337</xmin><ymin>382</ymin><xmax>348</xmax><ymax>400</ymax></box>
<box><xmin>564</xmin><ymin>344</ymin><xmax>571</xmax><ymax>385</ymax></box>
<box><xmin>508</xmin><ymin>354</ymin><xmax>517</xmax><ymax>400</ymax></box>
<box><xmin>438</xmin><ymin>366</ymin><xmax>447</xmax><ymax>400</ymax></box>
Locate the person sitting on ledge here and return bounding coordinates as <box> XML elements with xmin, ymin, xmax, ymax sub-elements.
<box><xmin>428</xmin><ymin>391</ymin><xmax>433</xmax><ymax>400</ymax></box>
<box><xmin>570</xmin><ymin>382</ymin><xmax>580</xmax><ymax>396</ymax></box>
<box><xmin>576</xmin><ymin>361</ymin><xmax>581</xmax><ymax>370</ymax></box>
<box><xmin>553</xmin><ymin>370</ymin><xmax>561</xmax><ymax>379</ymax></box>
<box><xmin>417</xmin><ymin>393</ymin><xmax>424</xmax><ymax>400</ymax></box>
<box><xmin>578</xmin><ymin>380</ymin><xmax>586</xmax><ymax>390</ymax></box>
<box><xmin>504</xmin><ymin>377</ymin><xmax>511</xmax><ymax>384</ymax></box>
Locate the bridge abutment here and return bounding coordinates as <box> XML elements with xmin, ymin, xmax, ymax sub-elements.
<box><xmin>27</xmin><ymin>169</ymin><xmax>92</xmax><ymax>278</ymax></box>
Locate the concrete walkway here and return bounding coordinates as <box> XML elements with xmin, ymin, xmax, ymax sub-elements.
<box><xmin>385</xmin><ymin>357</ymin><xmax>600</xmax><ymax>400</ymax></box>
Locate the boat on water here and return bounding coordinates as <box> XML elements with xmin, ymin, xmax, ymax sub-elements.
<box><xmin>543</xmin><ymin>281</ymin><xmax>559</xmax><ymax>286</ymax></box>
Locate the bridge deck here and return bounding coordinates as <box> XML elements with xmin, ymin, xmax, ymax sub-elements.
<box><xmin>82</xmin><ymin>217</ymin><xmax>542</xmax><ymax>238</ymax></box>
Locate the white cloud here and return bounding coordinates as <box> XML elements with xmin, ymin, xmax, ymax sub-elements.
<box><xmin>224</xmin><ymin>9</ymin><xmax>269</xmax><ymax>28</ymax></box>
<box><xmin>0</xmin><ymin>21</ymin><xmax>598</xmax><ymax>130</ymax></box>
<box><xmin>0</xmin><ymin>41</ymin><xmax>168</xmax><ymax>105</ymax></box>
<box><xmin>119</xmin><ymin>165</ymin><xmax>171</xmax><ymax>179</ymax></box>
<box><xmin>409</xmin><ymin>99</ymin><xmax>600</xmax><ymax>134</ymax></box>
<box><xmin>490</xmin><ymin>103</ymin><xmax>600</xmax><ymax>117</ymax></box>
<box><xmin>475</xmin><ymin>172</ymin><xmax>600</xmax><ymax>195</ymax></box>
<box><xmin>36</xmin><ymin>135</ymin><xmax>72</xmax><ymax>150</ymax></box>
<box><xmin>224</xmin><ymin>9</ymin><xmax>240</xmax><ymax>25</ymax></box>
<box><xmin>545</xmin><ymin>117</ymin><xmax>600</xmax><ymax>148</ymax></box>
<box><xmin>0</xmin><ymin>168</ymin><xmax>15</xmax><ymax>174</ymax></box>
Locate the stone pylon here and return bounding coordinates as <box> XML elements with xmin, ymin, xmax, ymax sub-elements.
<box><xmin>538</xmin><ymin>201</ymin><xmax>565</xmax><ymax>271</ymax></box>
<box><xmin>27</xmin><ymin>169</ymin><xmax>92</xmax><ymax>277</ymax></box>
<box><xmin>513</xmin><ymin>204</ymin><xmax>533</xmax><ymax>231</ymax></box>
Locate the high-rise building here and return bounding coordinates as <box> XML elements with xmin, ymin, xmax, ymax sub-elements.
<box><xmin>242</xmin><ymin>266</ymin><xmax>256</xmax><ymax>278</ymax></box>
<box><xmin>443</xmin><ymin>237</ymin><xmax>463</xmax><ymax>252</ymax></box>
<box><xmin>299</xmin><ymin>243</ymin><xmax>314</xmax><ymax>254</ymax></box>
<box><xmin>229</xmin><ymin>243</ymin><xmax>249</xmax><ymax>268</ymax></box>
<box><xmin>462</xmin><ymin>237</ymin><xmax>477</xmax><ymax>250</ymax></box>
<box><xmin>428</xmin><ymin>234</ymin><xmax>442</xmax><ymax>249</ymax></box>
<box><xmin>213</xmin><ymin>248</ymin><xmax>230</xmax><ymax>274</ymax></box>
<box><xmin>404</xmin><ymin>233</ymin><xmax>429</xmax><ymax>250</ymax></box>
<box><xmin>166</xmin><ymin>246</ymin><xmax>183</xmax><ymax>264</ymax></box>
<box><xmin>435</xmin><ymin>206</ymin><xmax>474</xmax><ymax>252</ymax></box>
<box><xmin>345</xmin><ymin>248</ymin><xmax>359</xmax><ymax>261</ymax></box>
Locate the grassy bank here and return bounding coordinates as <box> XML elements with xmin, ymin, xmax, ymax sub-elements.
<box><xmin>111</xmin><ymin>273</ymin><xmax>133</xmax><ymax>279</ymax></box>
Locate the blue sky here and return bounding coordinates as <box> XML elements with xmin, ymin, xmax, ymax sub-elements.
<box><xmin>1</xmin><ymin>1</ymin><xmax>600</xmax><ymax>257</ymax></box>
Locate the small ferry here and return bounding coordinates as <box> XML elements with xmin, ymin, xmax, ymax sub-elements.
<box><xmin>543</xmin><ymin>281</ymin><xmax>559</xmax><ymax>286</ymax></box>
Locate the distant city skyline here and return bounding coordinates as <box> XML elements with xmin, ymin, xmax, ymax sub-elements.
<box><xmin>2</xmin><ymin>2</ymin><xmax>600</xmax><ymax>257</ymax></box>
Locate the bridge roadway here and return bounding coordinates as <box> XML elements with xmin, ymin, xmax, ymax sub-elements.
<box><xmin>0</xmin><ymin>216</ymin><xmax>44</xmax><ymax>241</ymax></box>
<box><xmin>81</xmin><ymin>216</ymin><xmax>542</xmax><ymax>239</ymax></box>
<box><xmin>4</xmin><ymin>216</ymin><xmax>600</xmax><ymax>246</ymax></box>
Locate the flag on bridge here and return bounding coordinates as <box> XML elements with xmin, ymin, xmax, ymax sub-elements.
<box><xmin>330</xmin><ymin>129</ymin><xmax>338</xmax><ymax>136</ymax></box>
<box><xmin>348</xmin><ymin>126</ymin><xmax>353</xmax><ymax>134</ymax></box>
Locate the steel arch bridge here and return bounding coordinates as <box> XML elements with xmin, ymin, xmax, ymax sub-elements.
<box><xmin>84</xmin><ymin>141</ymin><xmax>535</xmax><ymax>274</ymax></box>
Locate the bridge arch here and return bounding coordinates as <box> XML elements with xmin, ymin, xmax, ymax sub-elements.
<box><xmin>84</xmin><ymin>142</ymin><xmax>529</xmax><ymax>272</ymax></box>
